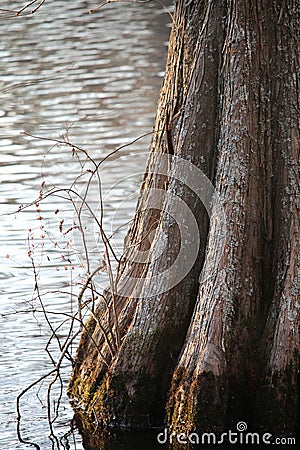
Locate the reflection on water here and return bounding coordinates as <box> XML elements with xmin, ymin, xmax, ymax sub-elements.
<box><xmin>78</xmin><ymin>426</ymin><xmax>168</xmax><ymax>450</ymax></box>
<box><xmin>0</xmin><ymin>1</ymin><xmax>171</xmax><ymax>448</ymax></box>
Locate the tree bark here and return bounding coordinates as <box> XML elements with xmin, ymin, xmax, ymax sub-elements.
<box><xmin>69</xmin><ymin>0</ymin><xmax>299</xmax><ymax>438</ymax></box>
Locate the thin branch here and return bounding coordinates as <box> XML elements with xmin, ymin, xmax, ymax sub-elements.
<box><xmin>78</xmin><ymin>265</ymin><xmax>117</xmax><ymax>356</ymax></box>
<box><xmin>16</xmin><ymin>0</ymin><xmax>46</xmax><ymax>16</ymax></box>
<box><xmin>13</xmin><ymin>127</ymin><xmax>160</xmax><ymax>443</ymax></box>
<box><xmin>89</xmin><ymin>0</ymin><xmax>175</xmax><ymax>25</ymax></box>
<box><xmin>17</xmin><ymin>329</ymin><xmax>81</xmax><ymax>447</ymax></box>
<box><xmin>0</xmin><ymin>64</ymin><xmax>75</xmax><ymax>95</ymax></box>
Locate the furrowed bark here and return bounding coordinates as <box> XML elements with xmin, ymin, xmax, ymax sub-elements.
<box><xmin>254</xmin><ymin>0</ymin><xmax>300</xmax><ymax>433</ymax></box>
<box><xmin>168</xmin><ymin>0</ymin><xmax>299</xmax><ymax>434</ymax></box>
<box><xmin>69</xmin><ymin>0</ymin><xmax>299</xmax><ymax>437</ymax></box>
<box><xmin>69</xmin><ymin>0</ymin><xmax>224</xmax><ymax>429</ymax></box>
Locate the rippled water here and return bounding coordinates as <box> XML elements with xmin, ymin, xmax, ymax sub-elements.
<box><xmin>0</xmin><ymin>1</ymin><xmax>171</xmax><ymax>448</ymax></box>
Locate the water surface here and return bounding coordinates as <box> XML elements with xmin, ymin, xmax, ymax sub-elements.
<box><xmin>0</xmin><ymin>1</ymin><xmax>171</xmax><ymax>448</ymax></box>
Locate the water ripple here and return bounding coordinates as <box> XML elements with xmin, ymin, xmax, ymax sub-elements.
<box><xmin>0</xmin><ymin>0</ymin><xmax>171</xmax><ymax>448</ymax></box>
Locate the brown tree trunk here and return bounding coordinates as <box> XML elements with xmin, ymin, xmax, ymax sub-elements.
<box><xmin>69</xmin><ymin>0</ymin><xmax>299</xmax><ymax>439</ymax></box>
<box><xmin>253</xmin><ymin>0</ymin><xmax>300</xmax><ymax>433</ymax></box>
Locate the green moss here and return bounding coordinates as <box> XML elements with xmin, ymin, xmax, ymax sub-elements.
<box><xmin>167</xmin><ymin>369</ymin><xmax>228</xmax><ymax>435</ymax></box>
<box><xmin>69</xmin><ymin>373</ymin><xmax>97</xmax><ymax>411</ymax></box>
<box><xmin>91</xmin><ymin>371</ymin><xmax>166</xmax><ymax>429</ymax></box>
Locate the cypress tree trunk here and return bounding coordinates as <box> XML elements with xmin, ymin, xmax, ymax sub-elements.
<box><xmin>168</xmin><ymin>0</ymin><xmax>299</xmax><ymax>435</ymax></box>
<box><xmin>69</xmin><ymin>0</ymin><xmax>299</xmax><ymax>438</ymax></box>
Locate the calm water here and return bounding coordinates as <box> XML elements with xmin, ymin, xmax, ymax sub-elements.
<box><xmin>0</xmin><ymin>1</ymin><xmax>171</xmax><ymax>448</ymax></box>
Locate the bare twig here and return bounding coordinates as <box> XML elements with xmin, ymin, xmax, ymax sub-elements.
<box><xmin>17</xmin><ymin>330</ymin><xmax>81</xmax><ymax>448</ymax></box>
<box><xmin>89</xmin><ymin>0</ymin><xmax>175</xmax><ymax>25</ymax></box>
<box><xmin>16</xmin><ymin>0</ymin><xmax>46</xmax><ymax>16</ymax></box>
<box><xmin>13</xmin><ymin>122</ymin><xmax>162</xmax><ymax>445</ymax></box>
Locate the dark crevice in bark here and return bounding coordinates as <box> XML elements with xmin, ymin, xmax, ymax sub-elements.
<box><xmin>252</xmin><ymin>0</ymin><xmax>300</xmax><ymax>434</ymax></box>
<box><xmin>69</xmin><ymin>0</ymin><xmax>225</xmax><ymax>431</ymax></box>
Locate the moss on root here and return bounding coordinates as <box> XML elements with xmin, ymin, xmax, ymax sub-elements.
<box><xmin>91</xmin><ymin>371</ymin><xmax>166</xmax><ymax>429</ymax></box>
<box><xmin>167</xmin><ymin>368</ymin><xmax>229</xmax><ymax>434</ymax></box>
<box><xmin>69</xmin><ymin>369</ymin><xmax>167</xmax><ymax>437</ymax></box>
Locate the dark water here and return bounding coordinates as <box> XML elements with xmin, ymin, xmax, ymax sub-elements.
<box><xmin>0</xmin><ymin>1</ymin><xmax>172</xmax><ymax>448</ymax></box>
